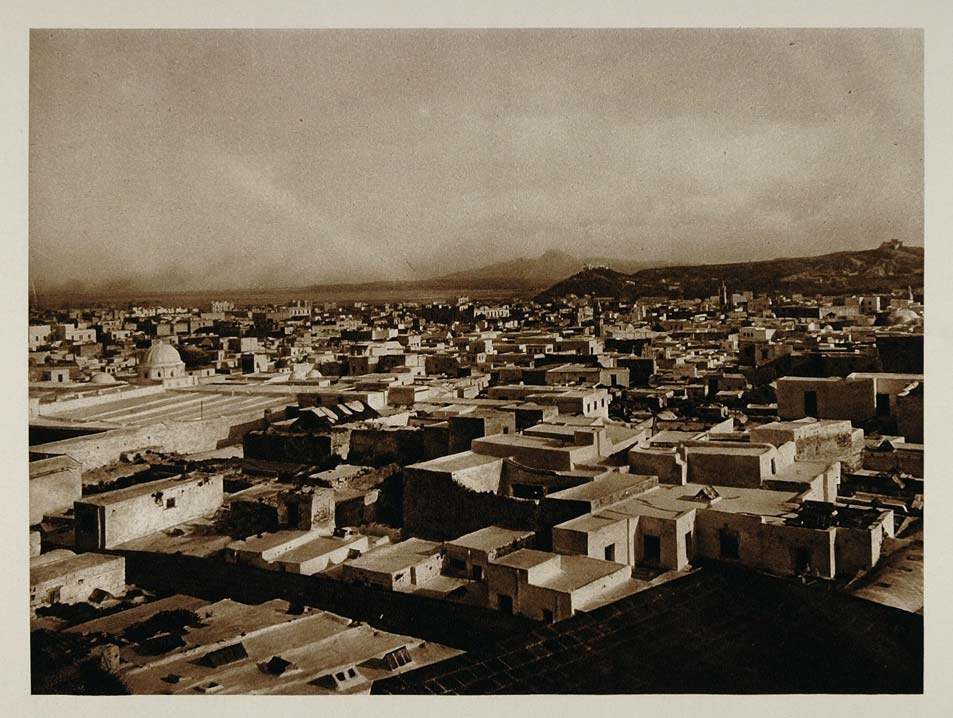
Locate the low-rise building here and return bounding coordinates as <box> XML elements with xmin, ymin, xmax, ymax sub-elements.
<box><xmin>485</xmin><ymin>548</ymin><xmax>631</xmax><ymax>622</ymax></box>
<box><xmin>29</xmin><ymin>452</ymin><xmax>82</xmax><ymax>525</ymax></box>
<box><xmin>341</xmin><ymin>538</ymin><xmax>443</xmax><ymax>592</ymax></box>
<box><xmin>444</xmin><ymin>526</ymin><xmax>536</xmax><ymax>580</ymax></box>
<box><xmin>74</xmin><ymin>473</ymin><xmax>224</xmax><ymax>550</ymax></box>
<box><xmin>30</xmin><ymin>550</ymin><xmax>125</xmax><ymax>614</ymax></box>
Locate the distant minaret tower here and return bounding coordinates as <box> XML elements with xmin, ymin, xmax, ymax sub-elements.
<box><xmin>720</xmin><ymin>280</ymin><xmax>729</xmax><ymax>309</ymax></box>
<box><xmin>908</xmin><ymin>286</ymin><xmax>914</xmax><ymax>302</ymax></box>
<box><xmin>593</xmin><ymin>300</ymin><xmax>604</xmax><ymax>337</ymax></box>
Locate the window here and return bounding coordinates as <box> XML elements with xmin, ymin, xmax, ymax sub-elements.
<box><xmin>685</xmin><ymin>530</ymin><xmax>694</xmax><ymax>560</ymax></box>
<box><xmin>347</xmin><ymin>668</ymin><xmax>357</xmax><ymax>678</ymax></box>
<box><xmin>448</xmin><ymin>557</ymin><xmax>466</xmax><ymax>573</ymax></box>
<box><xmin>383</xmin><ymin>647</ymin><xmax>413</xmax><ymax>670</ymax></box>
<box><xmin>542</xmin><ymin>609</ymin><xmax>554</xmax><ymax>624</ymax></box>
<box><xmin>719</xmin><ymin>529</ymin><xmax>740</xmax><ymax>560</ymax></box>
<box><xmin>604</xmin><ymin>543</ymin><xmax>616</xmax><ymax>562</ymax></box>
<box><xmin>643</xmin><ymin>534</ymin><xmax>661</xmax><ymax>565</ymax></box>
<box><xmin>498</xmin><ymin>594</ymin><xmax>513</xmax><ymax>614</ymax></box>
<box><xmin>165</xmin><ymin>497</ymin><xmax>176</xmax><ymax>509</ymax></box>
<box><xmin>472</xmin><ymin>565</ymin><xmax>483</xmax><ymax>580</ymax></box>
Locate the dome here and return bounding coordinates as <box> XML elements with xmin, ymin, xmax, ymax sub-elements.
<box><xmin>89</xmin><ymin>372</ymin><xmax>117</xmax><ymax>385</ymax></box>
<box><xmin>889</xmin><ymin>308</ymin><xmax>919</xmax><ymax>325</ymax></box>
<box><xmin>306</xmin><ymin>369</ymin><xmax>324</xmax><ymax>378</ymax></box>
<box><xmin>142</xmin><ymin>343</ymin><xmax>183</xmax><ymax>367</ymax></box>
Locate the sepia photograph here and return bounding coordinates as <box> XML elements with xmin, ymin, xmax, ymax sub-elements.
<box><xmin>14</xmin><ymin>6</ymin><xmax>942</xmax><ymax>704</ymax></box>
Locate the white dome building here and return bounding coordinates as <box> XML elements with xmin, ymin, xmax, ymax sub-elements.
<box><xmin>138</xmin><ymin>343</ymin><xmax>186</xmax><ymax>381</ymax></box>
<box><xmin>89</xmin><ymin>371</ymin><xmax>118</xmax><ymax>385</ymax></box>
<box><xmin>888</xmin><ymin>308</ymin><xmax>920</xmax><ymax>326</ymax></box>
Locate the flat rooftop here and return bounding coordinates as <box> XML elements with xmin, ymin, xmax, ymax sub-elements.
<box><xmin>599</xmin><ymin>483</ymin><xmax>802</xmax><ymax>522</ymax></box>
<box><xmin>446</xmin><ymin>526</ymin><xmax>534</xmax><ymax>552</ymax></box>
<box><xmin>277</xmin><ymin>533</ymin><xmax>368</xmax><ymax>564</ymax></box>
<box><xmin>649</xmin><ymin>430</ymin><xmax>704</xmax><ymax>445</ymax></box>
<box><xmin>490</xmin><ymin>549</ymin><xmax>558</xmax><ymax>571</ymax></box>
<box><xmin>344</xmin><ymin>538</ymin><xmax>441</xmax><ymax>574</ymax></box>
<box><xmin>43</xmin><ymin>390</ymin><xmax>292</xmax><ymax>427</ymax></box>
<box><xmin>556</xmin><ymin>511</ymin><xmax>626</xmax><ymax>534</ymax></box>
<box><xmin>532</xmin><ymin>554</ymin><xmax>628</xmax><ymax>593</ymax></box>
<box><xmin>684</xmin><ymin>442</ymin><xmax>773</xmax><ymax>456</ymax></box>
<box><xmin>66</xmin><ymin>594</ymin><xmax>208</xmax><ymax>636</ymax></box>
<box><xmin>30</xmin><ymin>551</ymin><xmax>123</xmax><ymax>586</ymax></box>
<box><xmin>227</xmin><ymin>529</ymin><xmax>318</xmax><ymax>555</ymax></box>
<box><xmin>770</xmin><ymin>460</ymin><xmax>832</xmax><ymax>485</ymax></box>
<box><xmin>77</xmin><ymin>473</ymin><xmax>217</xmax><ymax>507</ymax></box>
<box><xmin>755</xmin><ymin>419</ymin><xmax>854</xmax><ymax>433</ymax></box>
<box><xmin>547</xmin><ymin>472</ymin><xmax>656</xmax><ymax>504</ymax></box>
<box><xmin>408</xmin><ymin>450</ymin><xmax>503</xmax><ymax>474</ymax></box>
<box><xmin>110</xmin><ymin>597</ymin><xmax>461</xmax><ymax>694</ymax></box>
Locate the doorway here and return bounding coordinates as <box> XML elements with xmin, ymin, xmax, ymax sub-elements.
<box><xmin>719</xmin><ymin>529</ymin><xmax>740</xmax><ymax>560</ymax></box>
<box><xmin>643</xmin><ymin>534</ymin><xmax>661</xmax><ymax>565</ymax></box>
<box><xmin>804</xmin><ymin>390</ymin><xmax>818</xmax><ymax>417</ymax></box>
<box><xmin>793</xmin><ymin>547</ymin><xmax>812</xmax><ymax>574</ymax></box>
<box><xmin>876</xmin><ymin>393</ymin><xmax>891</xmax><ymax>417</ymax></box>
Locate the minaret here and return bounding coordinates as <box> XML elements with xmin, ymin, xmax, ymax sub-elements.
<box><xmin>720</xmin><ymin>280</ymin><xmax>729</xmax><ymax>309</ymax></box>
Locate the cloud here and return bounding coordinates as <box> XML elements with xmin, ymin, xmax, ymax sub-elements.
<box><xmin>29</xmin><ymin>29</ymin><xmax>922</xmax><ymax>292</ymax></box>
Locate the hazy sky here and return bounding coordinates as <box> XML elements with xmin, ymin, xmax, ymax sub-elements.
<box><xmin>29</xmin><ymin>28</ymin><xmax>923</xmax><ymax>292</ymax></box>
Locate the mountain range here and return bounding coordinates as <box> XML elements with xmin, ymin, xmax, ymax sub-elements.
<box><xmin>34</xmin><ymin>243</ymin><xmax>924</xmax><ymax>307</ymax></box>
<box><xmin>423</xmin><ymin>250</ymin><xmax>655</xmax><ymax>290</ymax></box>
<box><xmin>535</xmin><ymin>241</ymin><xmax>924</xmax><ymax>301</ymax></box>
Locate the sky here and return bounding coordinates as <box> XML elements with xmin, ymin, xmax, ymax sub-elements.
<box><xmin>29</xmin><ymin>28</ymin><xmax>923</xmax><ymax>292</ymax></box>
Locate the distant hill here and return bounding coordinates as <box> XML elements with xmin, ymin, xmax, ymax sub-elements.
<box><xmin>425</xmin><ymin>249</ymin><xmax>653</xmax><ymax>290</ymax></box>
<box><xmin>535</xmin><ymin>241</ymin><xmax>925</xmax><ymax>301</ymax></box>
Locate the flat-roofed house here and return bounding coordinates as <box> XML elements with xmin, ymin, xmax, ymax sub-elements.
<box><xmin>74</xmin><ymin>474</ymin><xmax>224</xmax><ymax>550</ymax></box>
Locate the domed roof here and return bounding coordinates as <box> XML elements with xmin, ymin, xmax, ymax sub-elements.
<box><xmin>142</xmin><ymin>343</ymin><xmax>183</xmax><ymax>367</ymax></box>
<box><xmin>889</xmin><ymin>308</ymin><xmax>919</xmax><ymax>325</ymax></box>
<box><xmin>89</xmin><ymin>371</ymin><xmax>117</xmax><ymax>385</ymax></box>
<box><xmin>306</xmin><ymin>369</ymin><xmax>324</xmax><ymax>378</ymax></box>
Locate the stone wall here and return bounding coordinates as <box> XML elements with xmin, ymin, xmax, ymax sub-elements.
<box><xmin>403</xmin><ymin>468</ymin><xmax>544</xmax><ymax>540</ymax></box>
<box><xmin>684</xmin><ymin>446</ymin><xmax>773</xmax><ymax>489</ymax></box>
<box><xmin>33</xmin><ymin>412</ymin><xmax>274</xmax><ymax>472</ymax></box>
<box><xmin>75</xmin><ymin>475</ymin><xmax>224</xmax><ymax>549</ymax></box>
<box><xmin>693</xmin><ymin>510</ymin><xmax>838</xmax><ymax>579</ymax></box>
<box><xmin>777</xmin><ymin>377</ymin><xmax>874</xmax><ymax>422</ymax></box>
<box><xmin>750</xmin><ymin>421</ymin><xmax>864</xmax><ymax>471</ymax></box>
<box><xmin>243</xmin><ymin>430</ymin><xmax>333</xmax><ymax>465</ymax></box>
<box><xmin>30</xmin><ymin>554</ymin><xmax>126</xmax><ymax>613</ymax></box>
<box><xmin>448</xmin><ymin>413</ymin><xmax>517</xmax><ymax>454</ymax></box>
<box><xmin>29</xmin><ymin>456</ymin><xmax>82</xmax><ymax>525</ymax></box>
<box><xmin>896</xmin><ymin>389</ymin><xmax>924</xmax><ymax>443</ymax></box>
<box><xmin>628</xmin><ymin>448</ymin><xmax>687</xmax><ymax>485</ymax></box>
